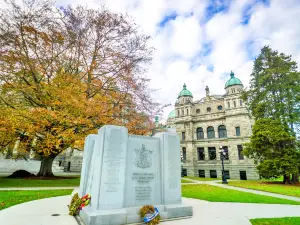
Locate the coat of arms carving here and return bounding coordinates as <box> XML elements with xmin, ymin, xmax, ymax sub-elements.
<box><xmin>134</xmin><ymin>144</ymin><xmax>153</xmax><ymax>168</ymax></box>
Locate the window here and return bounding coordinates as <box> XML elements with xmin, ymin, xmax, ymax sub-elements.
<box><xmin>218</xmin><ymin>105</ymin><xmax>222</xmax><ymax>110</ymax></box>
<box><xmin>210</xmin><ymin>170</ymin><xmax>217</xmax><ymax>178</ymax></box>
<box><xmin>197</xmin><ymin>147</ymin><xmax>205</xmax><ymax>160</ymax></box>
<box><xmin>182</xmin><ymin>132</ymin><xmax>186</xmax><ymax>141</ymax></box>
<box><xmin>240</xmin><ymin>100</ymin><xmax>243</xmax><ymax>106</ymax></box>
<box><xmin>218</xmin><ymin>125</ymin><xmax>227</xmax><ymax>138</ymax></box>
<box><xmin>235</xmin><ymin>126</ymin><xmax>241</xmax><ymax>136</ymax></box>
<box><xmin>186</xmin><ymin>109</ymin><xmax>189</xmax><ymax>115</ymax></box>
<box><xmin>238</xmin><ymin>145</ymin><xmax>244</xmax><ymax>160</ymax></box>
<box><xmin>59</xmin><ymin>161</ymin><xmax>62</xmax><ymax>166</ymax></box>
<box><xmin>233</xmin><ymin>101</ymin><xmax>236</xmax><ymax>107</ymax></box>
<box><xmin>208</xmin><ymin>147</ymin><xmax>216</xmax><ymax>160</ymax></box>
<box><xmin>67</xmin><ymin>162</ymin><xmax>71</xmax><ymax>171</ymax></box>
<box><xmin>196</xmin><ymin>109</ymin><xmax>200</xmax><ymax>114</ymax></box>
<box><xmin>227</xmin><ymin>102</ymin><xmax>230</xmax><ymax>108</ymax></box>
<box><xmin>232</xmin><ymin>88</ymin><xmax>235</xmax><ymax>93</ymax></box>
<box><xmin>223</xmin><ymin>146</ymin><xmax>229</xmax><ymax>160</ymax></box>
<box><xmin>182</xmin><ymin>168</ymin><xmax>187</xmax><ymax>176</ymax></box>
<box><xmin>224</xmin><ymin>170</ymin><xmax>230</xmax><ymax>179</ymax></box>
<box><xmin>177</xmin><ymin>110</ymin><xmax>180</xmax><ymax>117</ymax></box>
<box><xmin>198</xmin><ymin>170</ymin><xmax>205</xmax><ymax>178</ymax></box>
<box><xmin>240</xmin><ymin>171</ymin><xmax>247</xmax><ymax>180</ymax></box>
<box><xmin>196</xmin><ymin>127</ymin><xmax>204</xmax><ymax>140</ymax></box>
<box><xmin>182</xmin><ymin>147</ymin><xmax>186</xmax><ymax>160</ymax></box>
<box><xmin>182</xmin><ymin>109</ymin><xmax>184</xmax><ymax>115</ymax></box>
<box><xmin>207</xmin><ymin>107</ymin><xmax>211</xmax><ymax>112</ymax></box>
<box><xmin>207</xmin><ymin>126</ymin><xmax>215</xmax><ymax>139</ymax></box>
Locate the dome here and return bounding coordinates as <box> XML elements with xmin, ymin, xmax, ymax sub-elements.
<box><xmin>225</xmin><ymin>71</ymin><xmax>243</xmax><ymax>88</ymax></box>
<box><xmin>167</xmin><ymin>109</ymin><xmax>175</xmax><ymax>119</ymax></box>
<box><xmin>178</xmin><ymin>83</ymin><xmax>193</xmax><ymax>98</ymax></box>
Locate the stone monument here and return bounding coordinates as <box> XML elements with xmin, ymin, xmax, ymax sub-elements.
<box><xmin>79</xmin><ymin>125</ymin><xmax>192</xmax><ymax>225</ymax></box>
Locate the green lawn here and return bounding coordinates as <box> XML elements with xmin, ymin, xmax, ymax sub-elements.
<box><xmin>228</xmin><ymin>181</ymin><xmax>300</xmax><ymax>198</ymax></box>
<box><xmin>0</xmin><ymin>177</ymin><xmax>80</xmax><ymax>188</ymax></box>
<box><xmin>181</xmin><ymin>184</ymin><xmax>300</xmax><ymax>205</ymax></box>
<box><xmin>0</xmin><ymin>189</ymin><xmax>72</xmax><ymax>210</ymax></box>
<box><xmin>185</xmin><ymin>176</ymin><xmax>221</xmax><ymax>181</ymax></box>
<box><xmin>181</xmin><ymin>179</ymin><xmax>194</xmax><ymax>183</ymax></box>
<box><xmin>250</xmin><ymin>217</ymin><xmax>300</xmax><ymax>225</ymax></box>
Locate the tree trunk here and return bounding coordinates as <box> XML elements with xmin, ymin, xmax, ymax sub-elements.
<box><xmin>292</xmin><ymin>172</ymin><xmax>299</xmax><ymax>183</ymax></box>
<box><xmin>283</xmin><ymin>174</ymin><xmax>292</xmax><ymax>184</ymax></box>
<box><xmin>37</xmin><ymin>156</ymin><xmax>55</xmax><ymax>177</ymax></box>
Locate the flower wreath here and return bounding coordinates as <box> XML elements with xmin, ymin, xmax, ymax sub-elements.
<box><xmin>139</xmin><ymin>205</ymin><xmax>160</xmax><ymax>225</ymax></box>
<box><xmin>69</xmin><ymin>193</ymin><xmax>91</xmax><ymax>216</ymax></box>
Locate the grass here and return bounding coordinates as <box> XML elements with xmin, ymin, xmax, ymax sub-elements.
<box><xmin>181</xmin><ymin>184</ymin><xmax>300</xmax><ymax>205</ymax></box>
<box><xmin>250</xmin><ymin>217</ymin><xmax>300</xmax><ymax>225</ymax></box>
<box><xmin>0</xmin><ymin>177</ymin><xmax>80</xmax><ymax>188</ymax></box>
<box><xmin>228</xmin><ymin>180</ymin><xmax>300</xmax><ymax>198</ymax></box>
<box><xmin>181</xmin><ymin>179</ymin><xmax>194</xmax><ymax>183</ymax></box>
<box><xmin>0</xmin><ymin>189</ymin><xmax>72</xmax><ymax>210</ymax></box>
<box><xmin>185</xmin><ymin>176</ymin><xmax>221</xmax><ymax>181</ymax></box>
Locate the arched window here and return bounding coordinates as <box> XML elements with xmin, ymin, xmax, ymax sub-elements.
<box><xmin>233</xmin><ymin>101</ymin><xmax>236</xmax><ymax>107</ymax></box>
<box><xmin>207</xmin><ymin>126</ymin><xmax>215</xmax><ymax>139</ymax></box>
<box><xmin>196</xmin><ymin>109</ymin><xmax>200</xmax><ymax>114</ymax></box>
<box><xmin>182</xmin><ymin>147</ymin><xmax>186</xmax><ymax>160</ymax></box>
<box><xmin>207</xmin><ymin>107</ymin><xmax>211</xmax><ymax>112</ymax></box>
<box><xmin>177</xmin><ymin>110</ymin><xmax>180</xmax><ymax>116</ymax></box>
<box><xmin>186</xmin><ymin>109</ymin><xmax>189</xmax><ymax>115</ymax></box>
<box><xmin>196</xmin><ymin>127</ymin><xmax>204</xmax><ymax>140</ymax></box>
<box><xmin>218</xmin><ymin>125</ymin><xmax>227</xmax><ymax>138</ymax></box>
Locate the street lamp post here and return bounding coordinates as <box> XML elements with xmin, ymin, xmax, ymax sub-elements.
<box><xmin>219</xmin><ymin>146</ymin><xmax>228</xmax><ymax>184</ymax></box>
<box><xmin>180</xmin><ymin>152</ymin><xmax>184</xmax><ymax>177</ymax></box>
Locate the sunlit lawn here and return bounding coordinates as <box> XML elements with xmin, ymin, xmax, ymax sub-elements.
<box><xmin>0</xmin><ymin>177</ymin><xmax>80</xmax><ymax>188</ymax></box>
<box><xmin>228</xmin><ymin>180</ymin><xmax>300</xmax><ymax>198</ymax></box>
<box><xmin>0</xmin><ymin>189</ymin><xmax>72</xmax><ymax>210</ymax></box>
<box><xmin>250</xmin><ymin>217</ymin><xmax>300</xmax><ymax>225</ymax></box>
<box><xmin>181</xmin><ymin>179</ymin><xmax>194</xmax><ymax>183</ymax></box>
<box><xmin>181</xmin><ymin>184</ymin><xmax>300</xmax><ymax>205</ymax></box>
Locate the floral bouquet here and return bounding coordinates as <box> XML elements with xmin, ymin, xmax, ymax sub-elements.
<box><xmin>69</xmin><ymin>193</ymin><xmax>91</xmax><ymax>216</ymax></box>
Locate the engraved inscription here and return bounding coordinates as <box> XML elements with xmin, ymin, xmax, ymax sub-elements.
<box><xmin>135</xmin><ymin>186</ymin><xmax>152</xmax><ymax>200</ymax></box>
<box><xmin>168</xmin><ymin>136</ymin><xmax>178</xmax><ymax>189</ymax></box>
<box><xmin>132</xmin><ymin>172</ymin><xmax>154</xmax><ymax>201</ymax></box>
<box><xmin>103</xmin><ymin>129</ymin><xmax>124</xmax><ymax>193</ymax></box>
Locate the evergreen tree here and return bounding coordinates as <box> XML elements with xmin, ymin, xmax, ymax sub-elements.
<box><xmin>243</xmin><ymin>46</ymin><xmax>300</xmax><ymax>183</ymax></box>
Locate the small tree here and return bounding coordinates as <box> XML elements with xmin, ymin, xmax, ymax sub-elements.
<box><xmin>244</xmin><ymin>119</ymin><xmax>299</xmax><ymax>184</ymax></box>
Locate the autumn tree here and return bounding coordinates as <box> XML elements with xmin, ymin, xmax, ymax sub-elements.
<box><xmin>0</xmin><ymin>0</ymin><xmax>161</xmax><ymax>176</ymax></box>
<box><xmin>242</xmin><ymin>46</ymin><xmax>300</xmax><ymax>183</ymax></box>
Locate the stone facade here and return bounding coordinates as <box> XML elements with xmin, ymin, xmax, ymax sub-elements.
<box><xmin>167</xmin><ymin>72</ymin><xmax>259</xmax><ymax>180</ymax></box>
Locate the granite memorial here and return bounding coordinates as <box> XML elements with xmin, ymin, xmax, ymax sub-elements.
<box><xmin>79</xmin><ymin>125</ymin><xmax>192</xmax><ymax>225</ymax></box>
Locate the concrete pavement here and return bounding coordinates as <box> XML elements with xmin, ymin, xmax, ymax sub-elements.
<box><xmin>1</xmin><ymin>195</ymin><xmax>300</xmax><ymax>225</ymax></box>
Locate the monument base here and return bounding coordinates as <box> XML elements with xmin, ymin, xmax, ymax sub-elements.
<box><xmin>79</xmin><ymin>204</ymin><xmax>193</xmax><ymax>225</ymax></box>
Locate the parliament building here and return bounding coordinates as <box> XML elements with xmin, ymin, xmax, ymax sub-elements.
<box><xmin>166</xmin><ymin>72</ymin><xmax>259</xmax><ymax>180</ymax></box>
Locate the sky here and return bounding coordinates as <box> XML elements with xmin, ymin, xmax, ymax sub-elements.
<box><xmin>16</xmin><ymin>0</ymin><xmax>300</xmax><ymax>120</ymax></box>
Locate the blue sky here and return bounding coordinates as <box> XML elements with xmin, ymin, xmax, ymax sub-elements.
<box><xmin>55</xmin><ymin>0</ymin><xmax>300</xmax><ymax>120</ymax></box>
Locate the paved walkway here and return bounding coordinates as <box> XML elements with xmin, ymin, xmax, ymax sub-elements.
<box><xmin>181</xmin><ymin>178</ymin><xmax>300</xmax><ymax>202</ymax></box>
<box><xmin>0</xmin><ymin>187</ymin><xmax>76</xmax><ymax>190</ymax></box>
<box><xmin>1</xmin><ymin>195</ymin><xmax>300</xmax><ymax>225</ymax></box>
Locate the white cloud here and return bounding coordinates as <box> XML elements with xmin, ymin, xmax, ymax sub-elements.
<box><xmin>3</xmin><ymin>0</ymin><xmax>300</xmax><ymax>120</ymax></box>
